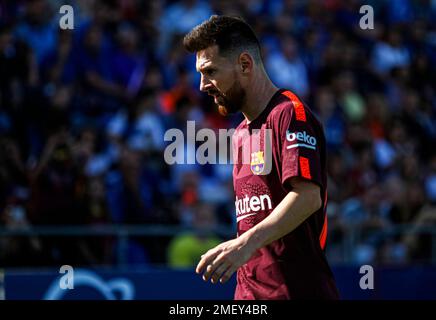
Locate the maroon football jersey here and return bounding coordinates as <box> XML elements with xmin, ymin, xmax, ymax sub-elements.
<box><xmin>232</xmin><ymin>89</ymin><xmax>339</xmax><ymax>300</ymax></box>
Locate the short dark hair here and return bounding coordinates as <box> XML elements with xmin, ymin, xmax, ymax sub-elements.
<box><xmin>183</xmin><ymin>15</ymin><xmax>262</xmax><ymax>63</ymax></box>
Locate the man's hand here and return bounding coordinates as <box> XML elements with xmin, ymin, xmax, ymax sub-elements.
<box><xmin>196</xmin><ymin>237</ymin><xmax>257</xmax><ymax>284</ymax></box>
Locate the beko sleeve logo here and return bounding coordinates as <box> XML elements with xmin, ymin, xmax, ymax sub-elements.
<box><xmin>286</xmin><ymin>130</ymin><xmax>317</xmax><ymax>150</ymax></box>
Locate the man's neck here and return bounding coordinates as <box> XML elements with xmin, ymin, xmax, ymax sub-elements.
<box><xmin>242</xmin><ymin>76</ymin><xmax>278</xmax><ymax>124</ymax></box>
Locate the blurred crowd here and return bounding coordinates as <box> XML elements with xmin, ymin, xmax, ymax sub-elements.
<box><xmin>0</xmin><ymin>0</ymin><xmax>435</xmax><ymax>268</ymax></box>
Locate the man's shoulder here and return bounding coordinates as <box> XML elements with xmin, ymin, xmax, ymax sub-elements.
<box><xmin>234</xmin><ymin>89</ymin><xmax>310</xmax><ymax>131</ymax></box>
<box><xmin>268</xmin><ymin>89</ymin><xmax>300</xmax><ymax>121</ymax></box>
<box><xmin>269</xmin><ymin>89</ymin><xmax>320</xmax><ymax>126</ymax></box>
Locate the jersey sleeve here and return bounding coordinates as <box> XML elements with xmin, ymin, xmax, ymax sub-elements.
<box><xmin>276</xmin><ymin>92</ymin><xmax>324</xmax><ymax>191</ymax></box>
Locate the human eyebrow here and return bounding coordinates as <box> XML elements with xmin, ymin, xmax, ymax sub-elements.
<box><xmin>198</xmin><ymin>66</ymin><xmax>217</xmax><ymax>75</ymax></box>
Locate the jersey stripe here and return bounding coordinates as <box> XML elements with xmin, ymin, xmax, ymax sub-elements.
<box><xmin>299</xmin><ymin>156</ymin><xmax>312</xmax><ymax>179</ymax></box>
<box><xmin>319</xmin><ymin>214</ymin><xmax>328</xmax><ymax>250</ymax></box>
<box><xmin>281</xmin><ymin>90</ymin><xmax>307</xmax><ymax>122</ymax></box>
<box><xmin>319</xmin><ymin>191</ymin><xmax>328</xmax><ymax>250</ymax></box>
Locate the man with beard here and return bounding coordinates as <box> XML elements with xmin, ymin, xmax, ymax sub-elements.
<box><xmin>183</xmin><ymin>15</ymin><xmax>339</xmax><ymax>300</ymax></box>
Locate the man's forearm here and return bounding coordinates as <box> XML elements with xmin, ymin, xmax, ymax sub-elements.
<box><xmin>195</xmin><ymin>180</ymin><xmax>323</xmax><ymax>284</ymax></box>
<box><xmin>239</xmin><ymin>181</ymin><xmax>322</xmax><ymax>252</ymax></box>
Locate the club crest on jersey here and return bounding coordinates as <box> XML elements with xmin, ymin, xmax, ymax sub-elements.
<box><xmin>250</xmin><ymin>151</ymin><xmax>265</xmax><ymax>175</ymax></box>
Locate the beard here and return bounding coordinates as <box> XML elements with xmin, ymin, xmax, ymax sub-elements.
<box><xmin>210</xmin><ymin>79</ymin><xmax>246</xmax><ymax>116</ymax></box>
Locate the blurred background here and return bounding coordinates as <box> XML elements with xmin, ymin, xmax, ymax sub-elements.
<box><xmin>0</xmin><ymin>0</ymin><xmax>435</xmax><ymax>299</ymax></box>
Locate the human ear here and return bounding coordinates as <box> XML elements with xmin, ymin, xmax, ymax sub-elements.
<box><xmin>239</xmin><ymin>52</ymin><xmax>253</xmax><ymax>74</ymax></box>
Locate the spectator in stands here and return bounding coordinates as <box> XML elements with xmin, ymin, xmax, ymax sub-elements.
<box><xmin>167</xmin><ymin>201</ymin><xmax>221</xmax><ymax>268</ymax></box>
<box><xmin>14</xmin><ymin>0</ymin><xmax>57</xmax><ymax>65</ymax></box>
<box><xmin>266</xmin><ymin>35</ymin><xmax>309</xmax><ymax>98</ymax></box>
<box><xmin>371</xmin><ymin>28</ymin><xmax>410</xmax><ymax>76</ymax></box>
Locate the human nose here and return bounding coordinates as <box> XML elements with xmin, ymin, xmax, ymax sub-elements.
<box><xmin>199</xmin><ymin>75</ymin><xmax>213</xmax><ymax>92</ymax></box>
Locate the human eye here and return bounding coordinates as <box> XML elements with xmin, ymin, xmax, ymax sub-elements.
<box><xmin>204</xmin><ymin>68</ymin><xmax>216</xmax><ymax>76</ymax></box>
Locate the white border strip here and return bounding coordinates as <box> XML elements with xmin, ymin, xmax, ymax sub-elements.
<box><xmin>236</xmin><ymin>213</ymin><xmax>257</xmax><ymax>223</ymax></box>
<box><xmin>286</xmin><ymin>143</ymin><xmax>316</xmax><ymax>150</ymax></box>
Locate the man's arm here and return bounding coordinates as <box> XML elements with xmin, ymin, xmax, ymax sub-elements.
<box><xmin>196</xmin><ymin>176</ymin><xmax>322</xmax><ymax>284</ymax></box>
